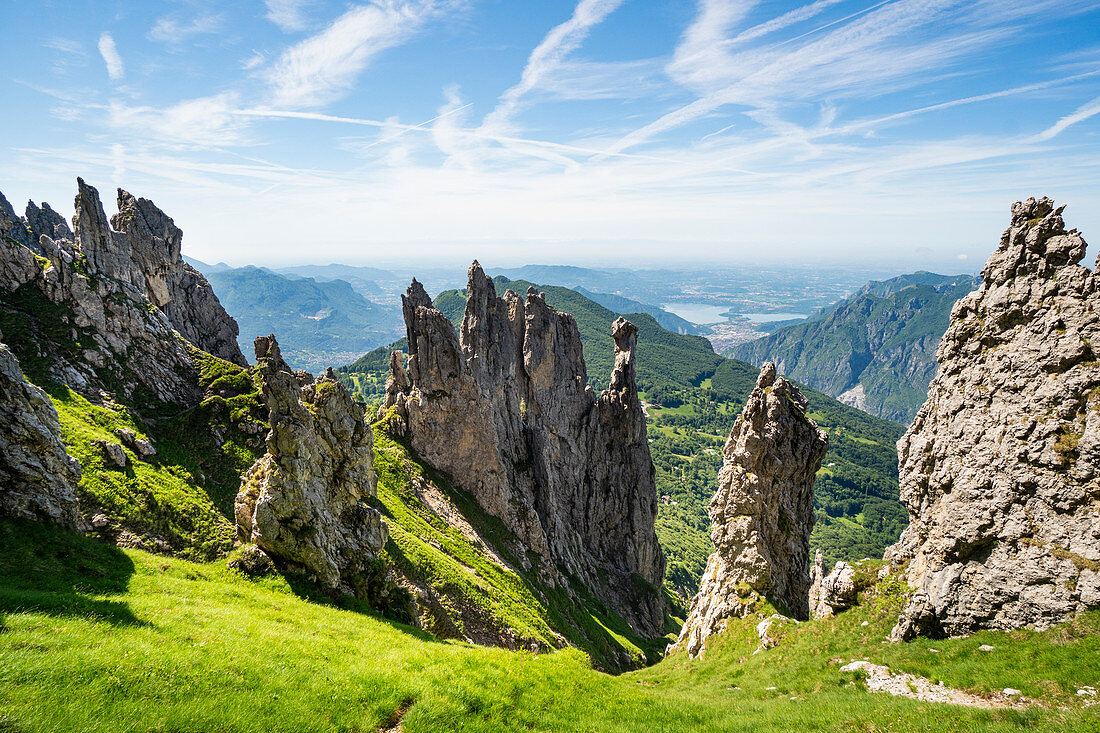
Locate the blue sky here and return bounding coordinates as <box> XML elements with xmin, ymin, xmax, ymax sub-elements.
<box><xmin>2</xmin><ymin>0</ymin><xmax>1100</xmax><ymax>269</ymax></box>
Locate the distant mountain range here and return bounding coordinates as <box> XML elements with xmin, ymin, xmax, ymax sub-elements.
<box><xmin>572</xmin><ymin>287</ymin><xmax>704</xmax><ymax>335</ymax></box>
<box><xmin>492</xmin><ymin>265</ymin><xmax>657</xmax><ymax>300</ymax></box>
<box><xmin>189</xmin><ymin>259</ymin><xmax>404</xmax><ymax>372</ymax></box>
<box><xmin>729</xmin><ymin>272</ymin><xmax>979</xmax><ymax>423</ymax></box>
<box><xmin>273</xmin><ymin>264</ymin><xmax>398</xmax><ymax>295</ymax></box>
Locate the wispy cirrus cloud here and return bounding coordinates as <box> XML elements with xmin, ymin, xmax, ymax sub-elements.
<box><xmin>10</xmin><ymin>0</ymin><xmax>1100</xmax><ymax>268</ymax></box>
<box><xmin>1032</xmin><ymin>95</ymin><xmax>1100</xmax><ymax>142</ymax></box>
<box><xmin>97</xmin><ymin>33</ymin><xmax>124</xmax><ymax>80</ymax></box>
<box><xmin>601</xmin><ymin>0</ymin><xmax>1037</xmax><ymax>156</ymax></box>
<box><xmin>44</xmin><ymin>38</ymin><xmax>84</xmax><ymax>55</ymax></box>
<box><xmin>108</xmin><ymin>93</ymin><xmax>248</xmax><ymax>148</ymax></box>
<box><xmin>667</xmin><ymin>0</ymin><xmax>758</xmax><ymax>91</ymax></box>
<box><xmin>266</xmin><ymin>1</ymin><xmax>450</xmax><ymax>109</ymax></box>
<box><xmin>481</xmin><ymin>0</ymin><xmax>626</xmax><ymax>132</ymax></box>
<box><xmin>264</xmin><ymin>0</ymin><xmax>313</xmax><ymax>33</ymax></box>
<box><xmin>148</xmin><ymin>13</ymin><xmax>225</xmax><ymax>43</ymax></box>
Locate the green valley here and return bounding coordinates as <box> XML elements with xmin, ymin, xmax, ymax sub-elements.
<box><xmin>337</xmin><ymin>275</ymin><xmax>908</xmax><ymax>602</ymax></box>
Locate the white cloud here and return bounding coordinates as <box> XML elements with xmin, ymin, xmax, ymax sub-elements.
<box><xmin>265</xmin><ymin>0</ymin><xmax>312</xmax><ymax>32</ymax></box>
<box><xmin>667</xmin><ymin>0</ymin><xmax>757</xmax><ymax>91</ymax></box>
<box><xmin>725</xmin><ymin>0</ymin><xmax>845</xmax><ymax>48</ymax></box>
<box><xmin>242</xmin><ymin>51</ymin><xmax>267</xmax><ymax>70</ymax></box>
<box><xmin>98</xmin><ymin>33</ymin><xmax>124</xmax><ymax>80</ymax></box>
<box><xmin>148</xmin><ymin>14</ymin><xmax>225</xmax><ymax>43</ymax></box>
<box><xmin>602</xmin><ymin>0</ymin><xmax>1025</xmax><ymax>156</ymax></box>
<box><xmin>1032</xmin><ymin>95</ymin><xmax>1100</xmax><ymax>142</ymax></box>
<box><xmin>482</xmin><ymin>0</ymin><xmax>626</xmax><ymax>132</ymax></box>
<box><xmin>266</xmin><ymin>1</ymin><xmax>446</xmax><ymax>109</ymax></box>
<box><xmin>108</xmin><ymin>93</ymin><xmax>247</xmax><ymax>148</ymax></box>
<box><xmin>44</xmin><ymin>38</ymin><xmax>84</xmax><ymax>55</ymax></box>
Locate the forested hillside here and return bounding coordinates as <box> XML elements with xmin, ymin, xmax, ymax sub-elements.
<box><xmin>731</xmin><ymin>273</ymin><xmax>978</xmax><ymax>423</ymax></box>
<box><xmin>205</xmin><ymin>266</ymin><xmax>404</xmax><ymax>371</ymax></box>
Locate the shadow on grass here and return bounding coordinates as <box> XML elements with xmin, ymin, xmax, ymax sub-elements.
<box><xmin>0</xmin><ymin>518</ymin><xmax>147</xmax><ymax>628</ymax></box>
<box><xmin>269</xmin><ymin>551</ymin><xmax>440</xmax><ymax>645</ymax></box>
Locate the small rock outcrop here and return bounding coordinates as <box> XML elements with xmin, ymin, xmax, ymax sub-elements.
<box><xmin>235</xmin><ymin>336</ymin><xmax>388</xmax><ymax>595</ymax></box>
<box><xmin>888</xmin><ymin>197</ymin><xmax>1100</xmax><ymax>641</ymax></box>
<box><xmin>382</xmin><ymin>262</ymin><xmax>666</xmax><ymax>636</ymax></box>
<box><xmin>671</xmin><ymin>363</ymin><xmax>828</xmax><ymax>657</ymax></box>
<box><xmin>0</xmin><ymin>336</ymin><xmax>82</xmax><ymax>528</ymax></box>
<box><xmin>809</xmin><ymin>550</ymin><xmax>857</xmax><ymax>618</ymax></box>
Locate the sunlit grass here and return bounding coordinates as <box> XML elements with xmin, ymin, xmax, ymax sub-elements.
<box><xmin>2</xmin><ymin>521</ymin><xmax>1097</xmax><ymax>732</ymax></box>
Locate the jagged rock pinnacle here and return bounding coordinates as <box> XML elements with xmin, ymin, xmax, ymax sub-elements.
<box><xmin>888</xmin><ymin>197</ymin><xmax>1100</xmax><ymax>641</ymax></box>
<box><xmin>383</xmin><ymin>262</ymin><xmax>666</xmax><ymax>638</ymax></box>
<box><xmin>670</xmin><ymin>362</ymin><xmax>827</xmax><ymax>658</ymax></box>
<box><xmin>235</xmin><ymin>334</ymin><xmax>388</xmax><ymax>595</ymax></box>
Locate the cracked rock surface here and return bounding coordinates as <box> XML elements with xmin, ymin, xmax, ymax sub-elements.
<box><xmin>0</xmin><ymin>179</ymin><xmax>245</xmax><ymax>408</ymax></box>
<box><xmin>236</xmin><ymin>336</ymin><xmax>388</xmax><ymax>596</ymax></box>
<box><xmin>0</xmin><ymin>336</ymin><xmax>81</xmax><ymax>528</ymax></box>
<box><xmin>383</xmin><ymin>261</ymin><xmax>666</xmax><ymax>636</ymax></box>
<box><xmin>888</xmin><ymin>197</ymin><xmax>1100</xmax><ymax>641</ymax></box>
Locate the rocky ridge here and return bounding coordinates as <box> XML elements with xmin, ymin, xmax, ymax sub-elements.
<box><xmin>383</xmin><ymin>261</ymin><xmax>666</xmax><ymax>637</ymax></box>
<box><xmin>0</xmin><ymin>179</ymin><xmax>243</xmax><ymax>408</ymax></box>
<box><xmin>235</xmin><ymin>335</ymin><xmax>390</xmax><ymax>597</ymax></box>
<box><xmin>0</xmin><ymin>178</ymin><xmax>256</xmax><ymax>551</ymax></box>
<box><xmin>888</xmin><ymin>197</ymin><xmax>1100</xmax><ymax>641</ymax></box>
<box><xmin>671</xmin><ymin>363</ymin><xmax>828</xmax><ymax>658</ymax></box>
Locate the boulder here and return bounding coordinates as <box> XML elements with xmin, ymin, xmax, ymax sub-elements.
<box><xmin>809</xmin><ymin>550</ymin><xmax>857</xmax><ymax>618</ymax></box>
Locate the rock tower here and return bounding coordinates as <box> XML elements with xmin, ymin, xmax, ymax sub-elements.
<box><xmin>671</xmin><ymin>363</ymin><xmax>827</xmax><ymax>657</ymax></box>
<box><xmin>889</xmin><ymin>197</ymin><xmax>1100</xmax><ymax>640</ymax></box>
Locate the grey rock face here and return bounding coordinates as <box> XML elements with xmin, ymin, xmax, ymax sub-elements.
<box><xmin>0</xmin><ymin>179</ymin><xmax>245</xmax><ymax>409</ymax></box>
<box><xmin>235</xmin><ymin>336</ymin><xmax>388</xmax><ymax>594</ymax></box>
<box><xmin>809</xmin><ymin>550</ymin><xmax>857</xmax><ymax>619</ymax></box>
<box><xmin>888</xmin><ymin>197</ymin><xmax>1100</xmax><ymax>641</ymax></box>
<box><xmin>0</xmin><ymin>337</ymin><xmax>82</xmax><ymax>528</ymax></box>
<box><xmin>75</xmin><ymin>179</ymin><xmax>245</xmax><ymax>366</ymax></box>
<box><xmin>0</xmin><ymin>191</ymin><xmax>35</xmax><ymax>251</ymax></box>
<box><xmin>383</xmin><ymin>261</ymin><xmax>666</xmax><ymax>637</ymax></box>
<box><xmin>671</xmin><ymin>363</ymin><xmax>828</xmax><ymax>657</ymax></box>
<box><xmin>25</xmin><ymin>201</ymin><xmax>72</xmax><ymax>246</ymax></box>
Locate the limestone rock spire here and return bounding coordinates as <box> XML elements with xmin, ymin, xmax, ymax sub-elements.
<box><xmin>888</xmin><ymin>198</ymin><xmax>1100</xmax><ymax>641</ymax></box>
<box><xmin>671</xmin><ymin>362</ymin><xmax>827</xmax><ymax>658</ymax></box>
<box><xmin>382</xmin><ymin>262</ymin><xmax>667</xmax><ymax>637</ymax></box>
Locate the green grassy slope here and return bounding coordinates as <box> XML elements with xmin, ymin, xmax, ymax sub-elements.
<box><xmin>371</xmin><ymin>415</ymin><xmax>669</xmax><ymax>671</ymax></box>
<box><xmin>2</xmin><ymin>518</ymin><xmax>1096</xmax><ymax>732</ymax></box>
